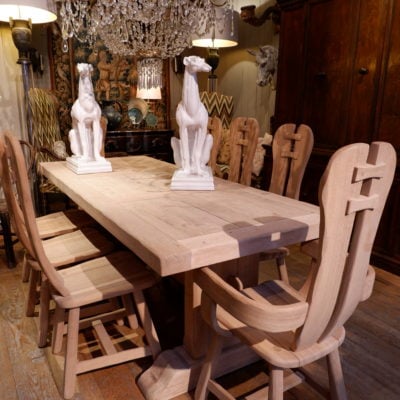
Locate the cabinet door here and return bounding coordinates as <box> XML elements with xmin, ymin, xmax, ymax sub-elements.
<box><xmin>302</xmin><ymin>0</ymin><xmax>357</xmax><ymax>148</ymax></box>
<box><xmin>302</xmin><ymin>0</ymin><xmax>388</xmax><ymax>147</ymax></box>
<box><xmin>274</xmin><ymin>3</ymin><xmax>307</xmax><ymax>128</ymax></box>
<box><xmin>346</xmin><ymin>0</ymin><xmax>389</xmax><ymax>144</ymax></box>
<box><xmin>373</xmin><ymin>0</ymin><xmax>400</xmax><ymax>273</ymax></box>
<box><xmin>376</xmin><ymin>0</ymin><xmax>400</xmax><ymax>151</ymax></box>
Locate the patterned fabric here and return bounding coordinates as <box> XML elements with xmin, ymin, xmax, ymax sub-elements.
<box><xmin>28</xmin><ymin>88</ymin><xmax>64</xmax><ymax>193</ymax></box>
<box><xmin>216</xmin><ymin>130</ymin><xmax>269</xmax><ymax>177</ymax></box>
<box><xmin>200</xmin><ymin>92</ymin><xmax>234</xmax><ymax>129</ymax></box>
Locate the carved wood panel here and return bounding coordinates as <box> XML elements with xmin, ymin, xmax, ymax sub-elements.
<box><xmin>48</xmin><ymin>29</ymin><xmax>170</xmax><ymax>138</ymax></box>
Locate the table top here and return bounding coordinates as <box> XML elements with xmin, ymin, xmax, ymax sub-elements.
<box><xmin>41</xmin><ymin>156</ymin><xmax>320</xmax><ymax>277</ymax></box>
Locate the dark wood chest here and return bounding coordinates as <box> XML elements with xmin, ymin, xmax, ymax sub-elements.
<box><xmin>275</xmin><ymin>0</ymin><xmax>400</xmax><ymax>273</ymax></box>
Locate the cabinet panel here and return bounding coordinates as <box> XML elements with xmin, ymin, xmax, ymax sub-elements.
<box><xmin>302</xmin><ymin>0</ymin><xmax>356</xmax><ymax>147</ymax></box>
<box><xmin>376</xmin><ymin>0</ymin><xmax>400</xmax><ymax>151</ymax></box>
<box><xmin>347</xmin><ymin>0</ymin><xmax>389</xmax><ymax>143</ymax></box>
<box><xmin>372</xmin><ymin>170</ymin><xmax>400</xmax><ymax>274</ymax></box>
<box><xmin>274</xmin><ymin>6</ymin><xmax>306</xmax><ymax>128</ymax></box>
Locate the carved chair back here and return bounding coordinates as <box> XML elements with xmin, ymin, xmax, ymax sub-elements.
<box><xmin>269</xmin><ymin>124</ymin><xmax>314</xmax><ymax>200</ymax></box>
<box><xmin>295</xmin><ymin>141</ymin><xmax>395</xmax><ymax>349</ymax></box>
<box><xmin>207</xmin><ymin>116</ymin><xmax>223</xmax><ymax>175</ymax></box>
<box><xmin>227</xmin><ymin>117</ymin><xmax>259</xmax><ymax>186</ymax></box>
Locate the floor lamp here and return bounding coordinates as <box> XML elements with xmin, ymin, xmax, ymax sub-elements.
<box><xmin>192</xmin><ymin>7</ymin><xmax>238</xmax><ymax>92</ymax></box>
<box><xmin>0</xmin><ymin>1</ymin><xmax>57</xmax><ymax>144</ymax></box>
<box><xmin>0</xmin><ymin>1</ymin><xmax>57</xmax><ymax>214</ymax></box>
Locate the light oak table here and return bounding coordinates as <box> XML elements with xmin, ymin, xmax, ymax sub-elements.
<box><xmin>42</xmin><ymin>156</ymin><xmax>320</xmax><ymax>399</ymax></box>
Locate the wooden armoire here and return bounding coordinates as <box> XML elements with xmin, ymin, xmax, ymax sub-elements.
<box><xmin>273</xmin><ymin>0</ymin><xmax>400</xmax><ymax>274</ymax></box>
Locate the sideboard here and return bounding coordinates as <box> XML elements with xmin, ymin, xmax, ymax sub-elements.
<box><xmin>104</xmin><ymin>129</ymin><xmax>174</xmax><ymax>163</ymax></box>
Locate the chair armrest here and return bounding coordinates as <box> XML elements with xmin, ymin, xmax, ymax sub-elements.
<box><xmin>195</xmin><ymin>267</ymin><xmax>308</xmax><ymax>333</ymax></box>
<box><xmin>38</xmin><ymin>146</ymin><xmax>65</xmax><ymax>161</ymax></box>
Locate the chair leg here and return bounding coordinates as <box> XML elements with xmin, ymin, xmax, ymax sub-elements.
<box><xmin>52</xmin><ymin>305</ymin><xmax>66</xmax><ymax>354</ymax></box>
<box><xmin>195</xmin><ymin>332</ymin><xmax>223</xmax><ymax>400</ymax></box>
<box><xmin>269</xmin><ymin>365</ymin><xmax>284</xmax><ymax>400</ymax></box>
<box><xmin>26</xmin><ymin>269</ymin><xmax>41</xmax><ymax>317</ymax></box>
<box><xmin>121</xmin><ymin>294</ymin><xmax>138</xmax><ymax>329</ymax></box>
<box><xmin>0</xmin><ymin>211</ymin><xmax>16</xmax><ymax>269</ymax></box>
<box><xmin>38</xmin><ymin>276</ymin><xmax>51</xmax><ymax>347</ymax></box>
<box><xmin>133</xmin><ymin>290</ymin><xmax>161</xmax><ymax>358</ymax></box>
<box><xmin>21</xmin><ymin>252</ymin><xmax>31</xmax><ymax>282</ymax></box>
<box><xmin>327</xmin><ymin>348</ymin><xmax>348</xmax><ymax>400</ymax></box>
<box><xmin>276</xmin><ymin>254</ymin><xmax>289</xmax><ymax>284</ymax></box>
<box><xmin>63</xmin><ymin>307</ymin><xmax>80</xmax><ymax>400</ymax></box>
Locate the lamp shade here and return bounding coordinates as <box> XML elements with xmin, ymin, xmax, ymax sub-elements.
<box><xmin>192</xmin><ymin>7</ymin><xmax>239</xmax><ymax>48</ymax></box>
<box><xmin>0</xmin><ymin>0</ymin><xmax>57</xmax><ymax>23</ymax></box>
<box><xmin>137</xmin><ymin>86</ymin><xmax>162</xmax><ymax>100</ymax></box>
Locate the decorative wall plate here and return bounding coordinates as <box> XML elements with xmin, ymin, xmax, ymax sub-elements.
<box><xmin>128</xmin><ymin>108</ymin><xmax>143</xmax><ymax>125</ymax></box>
<box><xmin>128</xmin><ymin>98</ymin><xmax>148</xmax><ymax>125</ymax></box>
<box><xmin>145</xmin><ymin>112</ymin><xmax>158</xmax><ymax>127</ymax></box>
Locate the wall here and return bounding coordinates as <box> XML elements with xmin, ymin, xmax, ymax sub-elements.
<box><xmin>169</xmin><ymin>0</ymin><xmax>278</xmax><ymax>135</ymax></box>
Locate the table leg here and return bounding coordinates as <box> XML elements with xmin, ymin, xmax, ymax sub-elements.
<box><xmin>137</xmin><ymin>255</ymin><xmax>260</xmax><ymax>399</ymax></box>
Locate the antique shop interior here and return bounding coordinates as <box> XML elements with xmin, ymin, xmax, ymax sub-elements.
<box><xmin>0</xmin><ymin>1</ymin><xmax>399</xmax><ymax>399</ymax></box>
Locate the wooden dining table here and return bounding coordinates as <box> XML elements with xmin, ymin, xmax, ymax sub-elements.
<box><xmin>41</xmin><ymin>155</ymin><xmax>320</xmax><ymax>399</ymax></box>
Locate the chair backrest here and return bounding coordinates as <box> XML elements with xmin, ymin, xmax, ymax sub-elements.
<box><xmin>28</xmin><ymin>88</ymin><xmax>63</xmax><ymax>162</ymax></box>
<box><xmin>227</xmin><ymin>117</ymin><xmax>259</xmax><ymax>186</ymax></box>
<box><xmin>0</xmin><ymin>131</ymin><xmax>68</xmax><ymax>296</ymax></box>
<box><xmin>0</xmin><ymin>137</ymin><xmax>35</xmax><ymax>255</ymax></box>
<box><xmin>294</xmin><ymin>142</ymin><xmax>396</xmax><ymax>350</ymax></box>
<box><xmin>269</xmin><ymin>124</ymin><xmax>314</xmax><ymax>199</ymax></box>
<box><xmin>207</xmin><ymin>116</ymin><xmax>223</xmax><ymax>175</ymax></box>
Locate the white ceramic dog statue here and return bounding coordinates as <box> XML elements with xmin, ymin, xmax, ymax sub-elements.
<box><xmin>171</xmin><ymin>56</ymin><xmax>214</xmax><ymax>190</ymax></box>
<box><xmin>67</xmin><ymin>63</ymin><xmax>112</xmax><ymax>174</ymax></box>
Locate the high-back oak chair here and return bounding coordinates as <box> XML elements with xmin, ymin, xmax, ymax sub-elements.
<box><xmin>0</xmin><ymin>133</ymin><xmax>117</xmax><ymax>349</ymax></box>
<box><xmin>28</xmin><ymin>87</ymin><xmax>108</xmax><ymax>214</ymax></box>
<box><xmin>227</xmin><ymin>117</ymin><xmax>259</xmax><ymax>186</ymax></box>
<box><xmin>194</xmin><ymin>141</ymin><xmax>396</xmax><ymax>400</ymax></box>
<box><xmin>0</xmin><ymin>132</ymin><xmax>161</xmax><ymax>399</ymax></box>
<box><xmin>262</xmin><ymin>124</ymin><xmax>314</xmax><ymax>283</ymax></box>
<box><xmin>207</xmin><ymin>116</ymin><xmax>223</xmax><ymax>176</ymax></box>
<box><xmin>269</xmin><ymin>123</ymin><xmax>314</xmax><ymax>199</ymax></box>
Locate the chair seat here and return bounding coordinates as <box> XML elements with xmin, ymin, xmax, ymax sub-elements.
<box><xmin>37</xmin><ymin>209</ymin><xmax>95</xmax><ymax>239</ymax></box>
<box><xmin>216</xmin><ymin>279</ymin><xmax>346</xmax><ymax>369</ymax></box>
<box><xmin>43</xmin><ymin>227</ymin><xmax>115</xmax><ymax>268</ymax></box>
<box><xmin>54</xmin><ymin>251</ymin><xmax>158</xmax><ymax>309</ymax></box>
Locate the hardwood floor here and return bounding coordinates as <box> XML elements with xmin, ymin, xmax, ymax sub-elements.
<box><xmin>0</xmin><ymin>243</ymin><xmax>399</xmax><ymax>399</ymax></box>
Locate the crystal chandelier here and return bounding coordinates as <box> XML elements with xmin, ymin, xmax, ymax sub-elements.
<box><xmin>54</xmin><ymin>1</ymin><xmax>235</xmax><ymax>90</ymax></box>
<box><xmin>55</xmin><ymin>1</ymin><xmax>235</xmax><ymax>58</ymax></box>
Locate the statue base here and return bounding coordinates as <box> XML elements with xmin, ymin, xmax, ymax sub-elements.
<box><xmin>170</xmin><ymin>167</ymin><xmax>214</xmax><ymax>191</ymax></box>
<box><xmin>66</xmin><ymin>156</ymin><xmax>112</xmax><ymax>174</ymax></box>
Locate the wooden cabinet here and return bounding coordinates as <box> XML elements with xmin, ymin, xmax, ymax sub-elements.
<box><xmin>274</xmin><ymin>0</ymin><xmax>400</xmax><ymax>273</ymax></box>
<box><xmin>105</xmin><ymin>129</ymin><xmax>174</xmax><ymax>163</ymax></box>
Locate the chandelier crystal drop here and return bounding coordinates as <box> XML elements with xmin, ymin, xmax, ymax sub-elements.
<box><xmin>57</xmin><ymin>0</ymin><xmax>95</xmax><ymax>52</ymax></box>
<box><xmin>137</xmin><ymin>58</ymin><xmax>164</xmax><ymax>90</ymax></box>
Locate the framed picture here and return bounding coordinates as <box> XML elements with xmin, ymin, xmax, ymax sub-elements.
<box><xmin>48</xmin><ymin>29</ymin><xmax>170</xmax><ymax>136</ymax></box>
